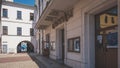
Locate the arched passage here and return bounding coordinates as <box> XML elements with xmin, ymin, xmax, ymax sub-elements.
<box><xmin>17</xmin><ymin>41</ymin><xmax>34</xmax><ymax>53</ymax></box>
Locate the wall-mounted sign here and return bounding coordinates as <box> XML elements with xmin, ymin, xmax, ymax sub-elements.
<box><xmin>21</xmin><ymin>42</ymin><xmax>27</xmax><ymax>52</ymax></box>
<box><xmin>97</xmin><ymin>35</ymin><xmax>102</xmax><ymax>44</ymax></box>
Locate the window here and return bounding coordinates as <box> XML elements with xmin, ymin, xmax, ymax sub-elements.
<box><xmin>3</xmin><ymin>8</ymin><xmax>8</xmax><ymax>18</ymax></box>
<box><xmin>17</xmin><ymin>11</ymin><xmax>22</xmax><ymax>19</ymax></box>
<box><xmin>68</xmin><ymin>37</ymin><xmax>80</xmax><ymax>52</ymax></box>
<box><xmin>105</xmin><ymin>16</ymin><xmax>108</xmax><ymax>23</ymax></box>
<box><xmin>30</xmin><ymin>13</ymin><xmax>34</xmax><ymax>20</ymax></box>
<box><xmin>30</xmin><ymin>28</ymin><xmax>34</xmax><ymax>36</ymax></box>
<box><xmin>17</xmin><ymin>27</ymin><xmax>22</xmax><ymax>35</ymax></box>
<box><xmin>111</xmin><ymin>17</ymin><xmax>115</xmax><ymax>24</ymax></box>
<box><xmin>3</xmin><ymin>26</ymin><xmax>8</xmax><ymax>35</ymax></box>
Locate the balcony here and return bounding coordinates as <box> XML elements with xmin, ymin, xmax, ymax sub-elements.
<box><xmin>36</xmin><ymin>0</ymin><xmax>80</xmax><ymax>29</ymax></box>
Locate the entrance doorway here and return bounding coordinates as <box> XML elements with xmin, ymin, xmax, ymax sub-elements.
<box><xmin>2</xmin><ymin>45</ymin><xmax>7</xmax><ymax>53</ymax></box>
<box><xmin>95</xmin><ymin>6</ymin><xmax>118</xmax><ymax>68</ymax></box>
<box><xmin>58</xmin><ymin>28</ymin><xmax>65</xmax><ymax>63</ymax></box>
<box><xmin>43</xmin><ymin>34</ymin><xmax>50</xmax><ymax>57</ymax></box>
<box><xmin>17</xmin><ymin>41</ymin><xmax>34</xmax><ymax>53</ymax></box>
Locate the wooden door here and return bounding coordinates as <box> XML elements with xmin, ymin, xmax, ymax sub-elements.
<box><xmin>95</xmin><ymin>6</ymin><xmax>118</xmax><ymax>68</ymax></box>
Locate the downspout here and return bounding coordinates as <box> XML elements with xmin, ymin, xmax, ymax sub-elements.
<box><xmin>38</xmin><ymin>0</ymin><xmax>41</xmax><ymax>54</ymax></box>
<box><xmin>39</xmin><ymin>29</ymin><xmax>41</xmax><ymax>54</ymax></box>
<box><xmin>41</xmin><ymin>29</ymin><xmax>44</xmax><ymax>55</ymax></box>
<box><xmin>63</xmin><ymin>11</ymin><xmax>68</xmax><ymax>64</ymax></box>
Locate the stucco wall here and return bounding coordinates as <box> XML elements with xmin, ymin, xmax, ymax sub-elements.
<box><xmin>1</xmin><ymin>3</ymin><xmax>34</xmax><ymax>53</ymax></box>
<box><xmin>42</xmin><ymin>0</ymin><xmax>118</xmax><ymax>68</ymax></box>
<box><xmin>2</xmin><ymin>36</ymin><xmax>31</xmax><ymax>53</ymax></box>
<box><xmin>2</xmin><ymin>5</ymin><xmax>34</xmax><ymax>23</ymax></box>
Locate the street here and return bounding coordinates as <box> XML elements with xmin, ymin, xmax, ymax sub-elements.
<box><xmin>0</xmin><ymin>53</ymin><xmax>43</xmax><ymax>68</ymax></box>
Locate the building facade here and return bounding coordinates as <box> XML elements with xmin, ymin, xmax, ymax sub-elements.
<box><xmin>1</xmin><ymin>0</ymin><xmax>35</xmax><ymax>53</ymax></box>
<box><xmin>0</xmin><ymin>0</ymin><xmax>2</xmax><ymax>53</ymax></box>
<box><xmin>34</xmin><ymin>0</ymin><xmax>120</xmax><ymax>68</ymax></box>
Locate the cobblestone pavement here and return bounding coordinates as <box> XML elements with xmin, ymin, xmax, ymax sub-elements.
<box><xmin>0</xmin><ymin>53</ymin><xmax>40</xmax><ymax>68</ymax></box>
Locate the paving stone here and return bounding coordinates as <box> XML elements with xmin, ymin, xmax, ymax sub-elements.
<box><xmin>0</xmin><ymin>53</ymin><xmax>40</xmax><ymax>68</ymax></box>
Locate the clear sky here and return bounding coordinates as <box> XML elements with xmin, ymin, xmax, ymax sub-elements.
<box><xmin>14</xmin><ymin>0</ymin><xmax>35</xmax><ymax>6</ymax></box>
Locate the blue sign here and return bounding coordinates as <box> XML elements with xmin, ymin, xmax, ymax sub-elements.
<box><xmin>21</xmin><ymin>42</ymin><xmax>27</xmax><ymax>52</ymax></box>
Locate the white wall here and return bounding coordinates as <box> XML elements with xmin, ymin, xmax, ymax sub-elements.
<box><xmin>2</xmin><ymin>5</ymin><xmax>34</xmax><ymax>23</ymax></box>
<box><xmin>1</xmin><ymin>3</ymin><xmax>34</xmax><ymax>53</ymax></box>
<box><xmin>2</xmin><ymin>36</ymin><xmax>31</xmax><ymax>53</ymax></box>
<box><xmin>4</xmin><ymin>0</ymin><xmax>13</xmax><ymax>2</ymax></box>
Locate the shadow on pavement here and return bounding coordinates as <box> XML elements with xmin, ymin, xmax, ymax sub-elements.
<box><xmin>27</xmin><ymin>53</ymin><xmax>46</xmax><ymax>68</ymax></box>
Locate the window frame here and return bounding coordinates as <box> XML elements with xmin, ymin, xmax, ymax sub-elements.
<box><xmin>3</xmin><ymin>8</ymin><xmax>8</xmax><ymax>18</ymax></box>
<box><xmin>17</xmin><ymin>27</ymin><xmax>22</xmax><ymax>36</ymax></box>
<box><xmin>3</xmin><ymin>26</ymin><xmax>8</xmax><ymax>35</ymax></box>
<box><xmin>30</xmin><ymin>13</ymin><xmax>34</xmax><ymax>21</ymax></box>
<box><xmin>30</xmin><ymin>28</ymin><xmax>34</xmax><ymax>36</ymax></box>
<box><xmin>68</xmin><ymin>37</ymin><xmax>80</xmax><ymax>53</ymax></box>
<box><xmin>17</xmin><ymin>11</ymin><xmax>22</xmax><ymax>20</ymax></box>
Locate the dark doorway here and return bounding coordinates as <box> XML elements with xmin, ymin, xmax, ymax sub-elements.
<box><xmin>58</xmin><ymin>28</ymin><xmax>65</xmax><ymax>63</ymax></box>
<box><xmin>43</xmin><ymin>34</ymin><xmax>50</xmax><ymax>57</ymax></box>
<box><xmin>95</xmin><ymin>6</ymin><xmax>118</xmax><ymax>68</ymax></box>
<box><xmin>2</xmin><ymin>45</ymin><xmax>7</xmax><ymax>53</ymax></box>
<box><xmin>17</xmin><ymin>41</ymin><xmax>34</xmax><ymax>53</ymax></box>
<box><xmin>61</xmin><ymin>29</ymin><xmax>65</xmax><ymax>61</ymax></box>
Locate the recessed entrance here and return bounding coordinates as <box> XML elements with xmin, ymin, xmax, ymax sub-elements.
<box><xmin>17</xmin><ymin>41</ymin><xmax>34</xmax><ymax>53</ymax></box>
<box><xmin>95</xmin><ymin>6</ymin><xmax>118</xmax><ymax>68</ymax></box>
<box><xmin>57</xmin><ymin>28</ymin><xmax>65</xmax><ymax>63</ymax></box>
<box><xmin>2</xmin><ymin>45</ymin><xmax>7</xmax><ymax>53</ymax></box>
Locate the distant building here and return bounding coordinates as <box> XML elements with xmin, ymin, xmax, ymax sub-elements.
<box><xmin>34</xmin><ymin>0</ymin><xmax>120</xmax><ymax>68</ymax></box>
<box><xmin>1</xmin><ymin>0</ymin><xmax>35</xmax><ymax>53</ymax></box>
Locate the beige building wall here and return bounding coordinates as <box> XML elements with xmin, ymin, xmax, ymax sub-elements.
<box><xmin>40</xmin><ymin>0</ymin><xmax>118</xmax><ymax>68</ymax></box>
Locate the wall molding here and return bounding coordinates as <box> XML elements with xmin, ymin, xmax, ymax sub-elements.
<box><xmin>2</xmin><ymin>35</ymin><xmax>31</xmax><ymax>37</ymax></box>
<box><xmin>2</xmin><ymin>20</ymin><xmax>33</xmax><ymax>25</ymax></box>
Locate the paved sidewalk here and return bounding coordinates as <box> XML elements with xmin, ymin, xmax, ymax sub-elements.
<box><xmin>0</xmin><ymin>53</ymin><xmax>40</xmax><ymax>68</ymax></box>
<box><xmin>33</xmin><ymin>53</ymin><xmax>72</xmax><ymax>68</ymax></box>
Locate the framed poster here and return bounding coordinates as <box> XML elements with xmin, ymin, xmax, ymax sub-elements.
<box><xmin>74</xmin><ymin>37</ymin><xmax>80</xmax><ymax>52</ymax></box>
<box><xmin>50</xmin><ymin>41</ymin><xmax>55</xmax><ymax>51</ymax></box>
<box><xmin>68</xmin><ymin>37</ymin><xmax>80</xmax><ymax>53</ymax></box>
<box><xmin>21</xmin><ymin>42</ymin><xmax>27</xmax><ymax>52</ymax></box>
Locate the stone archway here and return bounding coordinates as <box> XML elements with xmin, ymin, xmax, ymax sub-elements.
<box><xmin>17</xmin><ymin>41</ymin><xmax>34</xmax><ymax>53</ymax></box>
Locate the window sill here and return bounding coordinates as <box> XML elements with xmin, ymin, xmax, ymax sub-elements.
<box><xmin>30</xmin><ymin>20</ymin><xmax>34</xmax><ymax>21</ymax></box>
<box><xmin>68</xmin><ymin>50</ymin><xmax>80</xmax><ymax>53</ymax></box>
<box><xmin>17</xmin><ymin>35</ymin><xmax>22</xmax><ymax>36</ymax></box>
<box><xmin>2</xmin><ymin>17</ymin><xmax>9</xmax><ymax>18</ymax></box>
<box><xmin>16</xmin><ymin>18</ymin><xmax>22</xmax><ymax>20</ymax></box>
<box><xmin>2</xmin><ymin>34</ymin><xmax>8</xmax><ymax>35</ymax></box>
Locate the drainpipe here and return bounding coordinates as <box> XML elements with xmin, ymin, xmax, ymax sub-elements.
<box><xmin>64</xmin><ymin>11</ymin><xmax>68</xmax><ymax>64</ymax></box>
<box><xmin>38</xmin><ymin>0</ymin><xmax>40</xmax><ymax>54</ymax></box>
<box><xmin>39</xmin><ymin>29</ymin><xmax>41</xmax><ymax>54</ymax></box>
<box><xmin>41</xmin><ymin>29</ymin><xmax>44</xmax><ymax>55</ymax></box>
